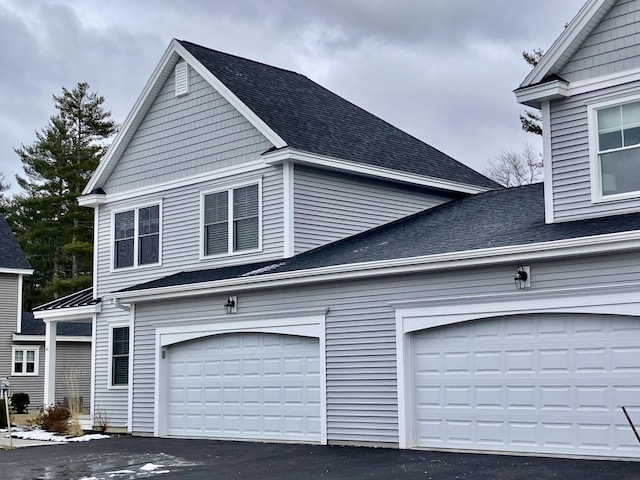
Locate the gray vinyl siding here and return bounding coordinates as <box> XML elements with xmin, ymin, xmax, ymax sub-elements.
<box><xmin>293</xmin><ymin>166</ymin><xmax>455</xmax><ymax>253</ymax></box>
<box><xmin>560</xmin><ymin>0</ymin><xmax>640</xmax><ymax>82</ymax></box>
<box><xmin>0</xmin><ymin>274</ymin><xmax>19</xmax><ymax>381</ymax></box>
<box><xmin>104</xmin><ymin>63</ymin><xmax>274</xmax><ymax>194</ymax></box>
<box><xmin>550</xmin><ymin>79</ymin><xmax>640</xmax><ymax>221</ymax></box>
<box><xmin>129</xmin><ymin>249</ymin><xmax>640</xmax><ymax>443</ymax></box>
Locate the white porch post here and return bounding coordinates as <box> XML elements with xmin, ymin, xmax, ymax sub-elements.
<box><xmin>43</xmin><ymin>320</ymin><xmax>57</xmax><ymax>406</ymax></box>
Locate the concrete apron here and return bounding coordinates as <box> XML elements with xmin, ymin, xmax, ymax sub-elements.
<box><xmin>0</xmin><ymin>432</ymin><xmax>60</xmax><ymax>449</ymax></box>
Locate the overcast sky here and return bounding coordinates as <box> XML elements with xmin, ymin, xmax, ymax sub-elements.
<box><xmin>0</xmin><ymin>0</ymin><xmax>586</xmax><ymax>195</ymax></box>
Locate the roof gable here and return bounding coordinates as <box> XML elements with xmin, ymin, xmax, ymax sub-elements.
<box><xmin>85</xmin><ymin>39</ymin><xmax>498</xmax><ymax>195</ymax></box>
<box><xmin>520</xmin><ymin>0</ymin><xmax>618</xmax><ymax>88</ymax></box>
<box><xmin>0</xmin><ymin>213</ymin><xmax>31</xmax><ymax>272</ymax></box>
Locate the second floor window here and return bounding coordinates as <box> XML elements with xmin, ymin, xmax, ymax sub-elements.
<box><xmin>596</xmin><ymin>100</ymin><xmax>640</xmax><ymax>197</ymax></box>
<box><xmin>203</xmin><ymin>184</ymin><xmax>260</xmax><ymax>256</ymax></box>
<box><xmin>114</xmin><ymin>204</ymin><xmax>160</xmax><ymax>269</ymax></box>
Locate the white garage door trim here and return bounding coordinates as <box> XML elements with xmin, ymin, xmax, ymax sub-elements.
<box><xmin>394</xmin><ymin>283</ymin><xmax>640</xmax><ymax>455</ymax></box>
<box><xmin>154</xmin><ymin>308</ymin><xmax>327</xmax><ymax>443</ymax></box>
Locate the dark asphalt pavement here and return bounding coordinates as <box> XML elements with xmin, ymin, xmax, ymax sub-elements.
<box><xmin>1</xmin><ymin>436</ymin><xmax>639</xmax><ymax>479</ymax></box>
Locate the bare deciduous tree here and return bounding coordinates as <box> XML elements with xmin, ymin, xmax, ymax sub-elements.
<box><xmin>485</xmin><ymin>143</ymin><xmax>543</xmax><ymax>187</ymax></box>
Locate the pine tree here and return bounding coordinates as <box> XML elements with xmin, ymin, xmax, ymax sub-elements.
<box><xmin>9</xmin><ymin>82</ymin><xmax>116</xmax><ymax>308</ymax></box>
<box><xmin>519</xmin><ymin>49</ymin><xmax>544</xmax><ymax>136</ymax></box>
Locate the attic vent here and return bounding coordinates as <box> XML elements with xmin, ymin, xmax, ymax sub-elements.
<box><xmin>175</xmin><ymin>61</ymin><xmax>189</xmax><ymax>97</ymax></box>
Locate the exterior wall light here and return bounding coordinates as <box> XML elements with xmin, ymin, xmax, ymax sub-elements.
<box><xmin>514</xmin><ymin>265</ymin><xmax>531</xmax><ymax>289</ymax></box>
<box><xmin>224</xmin><ymin>296</ymin><xmax>238</xmax><ymax>314</ymax></box>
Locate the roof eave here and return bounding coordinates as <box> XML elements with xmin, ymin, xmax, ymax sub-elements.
<box><xmin>0</xmin><ymin>267</ymin><xmax>33</xmax><ymax>275</ymax></box>
<box><xmin>520</xmin><ymin>0</ymin><xmax>616</xmax><ymax>88</ymax></box>
<box><xmin>33</xmin><ymin>303</ymin><xmax>100</xmax><ymax>322</ymax></box>
<box><xmin>263</xmin><ymin>148</ymin><xmax>494</xmax><ymax>195</ymax></box>
<box><xmin>515</xmin><ymin>79</ymin><xmax>570</xmax><ymax>108</ymax></box>
<box><xmin>111</xmin><ymin>229</ymin><xmax>640</xmax><ymax>305</ymax></box>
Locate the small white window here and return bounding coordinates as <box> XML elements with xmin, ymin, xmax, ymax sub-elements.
<box><xmin>175</xmin><ymin>61</ymin><xmax>189</xmax><ymax>97</ymax></box>
<box><xmin>113</xmin><ymin>204</ymin><xmax>161</xmax><ymax>270</ymax></box>
<box><xmin>202</xmin><ymin>182</ymin><xmax>261</xmax><ymax>257</ymax></box>
<box><xmin>590</xmin><ymin>97</ymin><xmax>640</xmax><ymax>200</ymax></box>
<box><xmin>12</xmin><ymin>346</ymin><xmax>39</xmax><ymax>376</ymax></box>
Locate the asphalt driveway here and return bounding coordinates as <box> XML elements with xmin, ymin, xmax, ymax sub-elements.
<box><xmin>1</xmin><ymin>436</ymin><xmax>639</xmax><ymax>479</ymax></box>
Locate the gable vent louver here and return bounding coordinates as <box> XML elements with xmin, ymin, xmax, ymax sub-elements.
<box><xmin>175</xmin><ymin>61</ymin><xmax>189</xmax><ymax>97</ymax></box>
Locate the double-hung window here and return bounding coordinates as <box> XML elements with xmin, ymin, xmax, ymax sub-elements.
<box><xmin>111</xmin><ymin>327</ymin><xmax>129</xmax><ymax>386</ymax></box>
<box><xmin>203</xmin><ymin>183</ymin><xmax>261</xmax><ymax>256</ymax></box>
<box><xmin>592</xmin><ymin>99</ymin><xmax>640</xmax><ymax>198</ymax></box>
<box><xmin>12</xmin><ymin>346</ymin><xmax>39</xmax><ymax>376</ymax></box>
<box><xmin>114</xmin><ymin>204</ymin><xmax>161</xmax><ymax>269</ymax></box>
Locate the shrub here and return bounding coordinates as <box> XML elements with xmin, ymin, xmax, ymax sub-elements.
<box><xmin>0</xmin><ymin>399</ymin><xmax>6</xmax><ymax>429</ymax></box>
<box><xmin>37</xmin><ymin>404</ymin><xmax>71</xmax><ymax>435</ymax></box>
<box><xmin>10</xmin><ymin>392</ymin><xmax>30</xmax><ymax>414</ymax></box>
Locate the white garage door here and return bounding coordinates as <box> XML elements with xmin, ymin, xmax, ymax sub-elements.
<box><xmin>166</xmin><ymin>332</ymin><xmax>321</xmax><ymax>442</ymax></box>
<box><xmin>412</xmin><ymin>314</ymin><xmax>640</xmax><ymax>458</ymax></box>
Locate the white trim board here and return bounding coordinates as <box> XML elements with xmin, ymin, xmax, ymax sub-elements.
<box><xmin>112</xmin><ymin>229</ymin><xmax>640</xmax><ymax>305</ymax></box>
<box><xmin>153</xmin><ymin>308</ymin><xmax>328</xmax><ymax>444</ymax></box>
<box><xmin>394</xmin><ymin>282</ymin><xmax>640</xmax><ymax>450</ymax></box>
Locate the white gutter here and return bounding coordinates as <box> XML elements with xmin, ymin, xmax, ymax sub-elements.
<box><xmin>0</xmin><ymin>268</ymin><xmax>34</xmax><ymax>275</ymax></box>
<box><xmin>112</xmin><ymin>229</ymin><xmax>640</xmax><ymax>304</ymax></box>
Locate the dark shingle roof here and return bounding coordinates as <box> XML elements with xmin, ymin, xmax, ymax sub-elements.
<box><xmin>178</xmin><ymin>40</ymin><xmax>499</xmax><ymax>191</ymax></box>
<box><xmin>0</xmin><ymin>213</ymin><xmax>31</xmax><ymax>270</ymax></box>
<box><xmin>34</xmin><ymin>287</ymin><xmax>100</xmax><ymax>312</ymax></box>
<box><xmin>16</xmin><ymin>312</ymin><xmax>92</xmax><ymax>337</ymax></box>
<box><xmin>121</xmin><ymin>184</ymin><xmax>640</xmax><ymax>292</ymax></box>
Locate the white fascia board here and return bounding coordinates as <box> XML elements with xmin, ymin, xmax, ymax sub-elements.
<box><xmin>84</xmin><ymin>41</ymin><xmax>179</xmax><ymax>195</ymax></box>
<box><xmin>515</xmin><ymin>79</ymin><xmax>570</xmax><ymax>108</ymax></box>
<box><xmin>0</xmin><ymin>268</ymin><xmax>33</xmax><ymax>276</ymax></box>
<box><xmin>78</xmin><ymin>193</ymin><xmax>106</xmax><ymax>207</ymax></box>
<box><xmin>173</xmin><ymin>42</ymin><xmax>286</xmax><ymax>149</ymax></box>
<box><xmin>98</xmin><ymin>159</ymin><xmax>268</xmax><ymax>205</ymax></box>
<box><xmin>112</xmin><ymin>229</ymin><xmax>640</xmax><ymax>304</ymax></box>
<box><xmin>12</xmin><ymin>334</ymin><xmax>91</xmax><ymax>343</ymax></box>
<box><xmin>263</xmin><ymin>148</ymin><xmax>491</xmax><ymax>195</ymax></box>
<box><xmin>33</xmin><ymin>304</ymin><xmax>101</xmax><ymax>322</ymax></box>
<box><xmin>520</xmin><ymin>0</ymin><xmax>610</xmax><ymax>87</ymax></box>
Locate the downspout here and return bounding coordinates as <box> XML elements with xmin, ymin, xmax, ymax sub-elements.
<box><xmin>113</xmin><ymin>298</ymin><xmax>131</xmax><ymax>312</ymax></box>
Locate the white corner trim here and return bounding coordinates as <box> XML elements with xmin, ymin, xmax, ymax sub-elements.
<box><xmin>263</xmin><ymin>148</ymin><xmax>492</xmax><ymax>195</ymax></box>
<box><xmin>283</xmin><ymin>161</ymin><xmax>295</xmax><ymax>258</ymax></box>
<box><xmin>127</xmin><ymin>305</ymin><xmax>135</xmax><ymax>433</ymax></box>
<box><xmin>112</xmin><ymin>229</ymin><xmax>640</xmax><ymax>304</ymax></box>
<box><xmin>16</xmin><ymin>274</ymin><xmax>23</xmax><ymax>333</ymax></box>
<box><xmin>541</xmin><ymin>102</ymin><xmax>554</xmax><ymax>224</ymax></box>
<box><xmin>90</xmin><ymin>312</ymin><xmax>97</xmax><ymax>429</ymax></box>
<box><xmin>393</xmin><ymin>280</ymin><xmax>640</xmax><ymax>449</ymax></box>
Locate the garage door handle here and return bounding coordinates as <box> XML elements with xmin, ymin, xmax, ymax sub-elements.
<box><xmin>622</xmin><ymin>406</ymin><xmax>640</xmax><ymax>445</ymax></box>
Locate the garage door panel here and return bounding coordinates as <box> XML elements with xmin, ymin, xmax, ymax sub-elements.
<box><xmin>412</xmin><ymin>314</ymin><xmax>640</xmax><ymax>458</ymax></box>
<box><xmin>166</xmin><ymin>333</ymin><xmax>320</xmax><ymax>442</ymax></box>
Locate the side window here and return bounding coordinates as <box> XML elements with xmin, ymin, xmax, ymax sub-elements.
<box><xmin>111</xmin><ymin>327</ymin><xmax>130</xmax><ymax>386</ymax></box>
<box><xmin>12</xmin><ymin>347</ymin><xmax>39</xmax><ymax>376</ymax></box>
<box><xmin>203</xmin><ymin>183</ymin><xmax>260</xmax><ymax>256</ymax></box>
<box><xmin>113</xmin><ymin>205</ymin><xmax>160</xmax><ymax>269</ymax></box>
<box><xmin>593</xmin><ymin>100</ymin><xmax>640</xmax><ymax>198</ymax></box>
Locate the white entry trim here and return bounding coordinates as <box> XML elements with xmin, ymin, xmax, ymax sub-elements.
<box><xmin>153</xmin><ymin>308</ymin><xmax>327</xmax><ymax>444</ymax></box>
<box><xmin>394</xmin><ymin>282</ymin><xmax>640</xmax><ymax>449</ymax></box>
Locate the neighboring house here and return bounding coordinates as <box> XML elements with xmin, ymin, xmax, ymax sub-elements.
<box><xmin>0</xmin><ymin>213</ymin><xmax>33</xmax><ymax>404</ymax></box>
<box><xmin>40</xmin><ymin>0</ymin><xmax>640</xmax><ymax>460</ymax></box>
<box><xmin>0</xmin><ymin>213</ymin><xmax>94</xmax><ymax>411</ymax></box>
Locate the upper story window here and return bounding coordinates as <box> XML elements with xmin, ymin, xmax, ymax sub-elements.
<box><xmin>202</xmin><ymin>182</ymin><xmax>261</xmax><ymax>257</ymax></box>
<box><xmin>591</xmin><ymin>98</ymin><xmax>640</xmax><ymax>200</ymax></box>
<box><xmin>113</xmin><ymin>204</ymin><xmax>161</xmax><ymax>269</ymax></box>
<box><xmin>12</xmin><ymin>346</ymin><xmax>39</xmax><ymax>376</ymax></box>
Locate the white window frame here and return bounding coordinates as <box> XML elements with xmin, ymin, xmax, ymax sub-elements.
<box><xmin>110</xmin><ymin>201</ymin><xmax>163</xmax><ymax>272</ymax></box>
<box><xmin>588</xmin><ymin>93</ymin><xmax>640</xmax><ymax>203</ymax></box>
<box><xmin>108</xmin><ymin>324</ymin><xmax>130</xmax><ymax>389</ymax></box>
<box><xmin>11</xmin><ymin>346</ymin><xmax>39</xmax><ymax>376</ymax></box>
<box><xmin>200</xmin><ymin>178</ymin><xmax>263</xmax><ymax>259</ymax></box>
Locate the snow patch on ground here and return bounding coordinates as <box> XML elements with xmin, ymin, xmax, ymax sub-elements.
<box><xmin>5</xmin><ymin>426</ymin><xmax>109</xmax><ymax>443</ymax></box>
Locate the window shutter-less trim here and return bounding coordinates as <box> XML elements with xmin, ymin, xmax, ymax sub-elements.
<box><xmin>175</xmin><ymin>61</ymin><xmax>189</xmax><ymax>97</ymax></box>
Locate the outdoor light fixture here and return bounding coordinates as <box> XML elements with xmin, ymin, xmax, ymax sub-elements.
<box><xmin>514</xmin><ymin>265</ymin><xmax>531</xmax><ymax>290</ymax></box>
<box><xmin>224</xmin><ymin>296</ymin><xmax>238</xmax><ymax>314</ymax></box>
